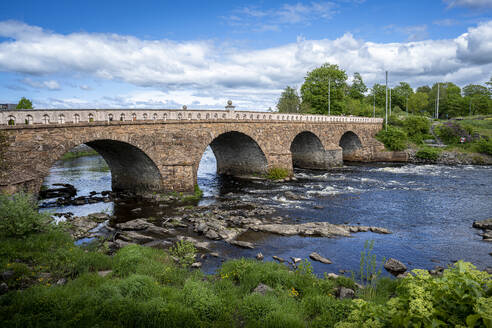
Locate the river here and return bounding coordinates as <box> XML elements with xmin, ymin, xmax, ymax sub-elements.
<box><xmin>40</xmin><ymin>147</ymin><xmax>492</xmax><ymax>275</ymax></box>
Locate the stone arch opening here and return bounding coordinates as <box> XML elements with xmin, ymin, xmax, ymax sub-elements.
<box><xmin>339</xmin><ymin>131</ymin><xmax>363</xmax><ymax>161</ymax></box>
<box><xmin>290</xmin><ymin>131</ymin><xmax>327</xmax><ymax>169</ymax></box>
<box><xmin>42</xmin><ymin>140</ymin><xmax>163</xmax><ymax>196</ymax></box>
<box><xmin>208</xmin><ymin>131</ymin><xmax>268</xmax><ymax>177</ymax></box>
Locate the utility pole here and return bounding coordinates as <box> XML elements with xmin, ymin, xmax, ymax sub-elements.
<box><xmin>385</xmin><ymin>71</ymin><xmax>388</xmax><ymax>131</ymax></box>
<box><xmin>389</xmin><ymin>87</ymin><xmax>392</xmax><ymax>116</ymax></box>
<box><xmin>436</xmin><ymin>83</ymin><xmax>440</xmax><ymax>119</ymax></box>
<box><xmin>328</xmin><ymin>78</ymin><xmax>331</xmax><ymax>115</ymax></box>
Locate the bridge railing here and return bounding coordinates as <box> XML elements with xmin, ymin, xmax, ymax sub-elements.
<box><xmin>0</xmin><ymin>108</ymin><xmax>383</xmax><ymax>126</ymax></box>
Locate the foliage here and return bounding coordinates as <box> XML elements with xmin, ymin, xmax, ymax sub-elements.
<box><xmin>357</xmin><ymin>240</ymin><xmax>385</xmax><ymax>286</ymax></box>
<box><xmin>408</xmin><ymin>92</ymin><xmax>429</xmax><ymax>115</ymax></box>
<box><xmin>474</xmin><ymin>138</ymin><xmax>492</xmax><ymax>155</ymax></box>
<box><xmin>0</xmin><ymin>193</ymin><xmax>52</xmax><ymax>238</ymax></box>
<box><xmin>266</xmin><ymin>167</ymin><xmax>290</xmax><ymax>180</ymax></box>
<box><xmin>169</xmin><ymin>240</ymin><xmax>197</xmax><ymax>267</ymax></box>
<box><xmin>277</xmin><ymin>86</ymin><xmax>301</xmax><ymax>113</ymax></box>
<box><xmin>416</xmin><ymin>147</ymin><xmax>441</xmax><ymax>161</ymax></box>
<box><xmin>337</xmin><ymin>261</ymin><xmax>492</xmax><ymax>327</ymax></box>
<box><xmin>401</xmin><ymin>115</ymin><xmax>431</xmax><ymax>144</ymax></box>
<box><xmin>436</xmin><ymin>122</ymin><xmax>473</xmax><ymax>144</ymax></box>
<box><xmin>300</xmin><ymin>63</ymin><xmax>348</xmax><ymax>115</ymax></box>
<box><xmin>16</xmin><ymin>97</ymin><xmax>33</xmax><ymax>109</ymax></box>
<box><xmin>60</xmin><ymin>149</ymin><xmax>99</xmax><ymax>160</ymax></box>
<box><xmin>348</xmin><ymin>72</ymin><xmax>367</xmax><ymax>100</ymax></box>
<box><xmin>376</xmin><ymin>126</ymin><xmax>408</xmax><ymax>151</ymax></box>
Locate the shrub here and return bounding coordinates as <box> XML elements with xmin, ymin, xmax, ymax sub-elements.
<box><xmin>0</xmin><ymin>193</ymin><xmax>52</xmax><ymax>238</ymax></box>
<box><xmin>376</xmin><ymin>126</ymin><xmax>408</xmax><ymax>151</ymax></box>
<box><xmin>182</xmin><ymin>280</ymin><xmax>224</xmax><ymax>321</ymax></box>
<box><xmin>415</xmin><ymin>147</ymin><xmax>441</xmax><ymax>161</ymax></box>
<box><xmin>474</xmin><ymin>138</ymin><xmax>492</xmax><ymax>155</ymax></box>
<box><xmin>337</xmin><ymin>261</ymin><xmax>492</xmax><ymax>327</ymax></box>
<box><xmin>266</xmin><ymin>167</ymin><xmax>290</xmax><ymax>180</ymax></box>
<box><xmin>170</xmin><ymin>240</ymin><xmax>196</xmax><ymax>267</ymax></box>
<box><xmin>402</xmin><ymin>116</ymin><xmax>430</xmax><ymax>144</ymax></box>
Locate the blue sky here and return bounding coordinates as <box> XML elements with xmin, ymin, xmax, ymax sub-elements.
<box><xmin>0</xmin><ymin>0</ymin><xmax>491</xmax><ymax>109</ymax></box>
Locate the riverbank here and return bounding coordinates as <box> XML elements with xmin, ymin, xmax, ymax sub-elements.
<box><xmin>0</xmin><ymin>194</ymin><xmax>491</xmax><ymax>327</ymax></box>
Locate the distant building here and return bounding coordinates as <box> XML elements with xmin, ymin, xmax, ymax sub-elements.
<box><xmin>0</xmin><ymin>104</ymin><xmax>17</xmax><ymax>110</ymax></box>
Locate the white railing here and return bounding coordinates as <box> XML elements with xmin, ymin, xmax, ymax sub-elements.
<box><xmin>0</xmin><ymin>108</ymin><xmax>383</xmax><ymax>126</ymax></box>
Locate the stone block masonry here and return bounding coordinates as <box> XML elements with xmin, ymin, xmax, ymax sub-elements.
<box><xmin>0</xmin><ymin>108</ymin><xmax>384</xmax><ymax>195</ymax></box>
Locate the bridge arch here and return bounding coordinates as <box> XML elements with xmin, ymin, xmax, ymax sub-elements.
<box><xmin>195</xmin><ymin>131</ymin><xmax>268</xmax><ymax>180</ymax></box>
<box><xmin>290</xmin><ymin>131</ymin><xmax>328</xmax><ymax>170</ymax></box>
<box><xmin>339</xmin><ymin>131</ymin><xmax>363</xmax><ymax>161</ymax></box>
<box><xmin>44</xmin><ymin>139</ymin><xmax>163</xmax><ymax>194</ymax></box>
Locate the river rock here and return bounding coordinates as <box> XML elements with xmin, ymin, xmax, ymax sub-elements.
<box><xmin>117</xmin><ymin>231</ymin><xmax>154</xmax><ymax>244</ymax></box>
<box><xmin>472</xmin><ymin>218</ymin><xmax>492</xmax><ymax>230</ymax></box>
<box><xmin>256</xmin><ymin>252</ymin><xmax>264</xmax><ymax>261</ymax></box>
<box><xmin>0</xmin><ymin>282</ymin><xmax>8</xmax><ymax>295</ymax></box>
<box><xmin>370</xmin><ymin>227</ymin><xmax>391</xmax><ymax>234</ymax></box>
<box><xmin>229</xmin><ymin>240</ymin><xmax>255</xmax><ymax>249</ymax></box>
<box><xmin>205</xmin><ymin>230</ymin><xmax>220</xmax><ymax>240</ymax></box>
<box><xmin>337</xmin><ymin>286</ymin><xmax>355</xmax><ymax>300</ymax></box>
<box><xmin>253</xmin><ymin>283</ymin><xmax>273</xmax><ymax>295</ymax></box>
<box><xmin>326</xmin><ymin>273</ymin><xmax>339</xmax><ymax>279</ymax></box>
<box><xmin>191</xmin><ymin>262</ymin><xmax>202</xmax><ymax>269</ymax></box>
<box><xmin>69</xmin><ymin>216</ymin><xmax>99</xmax><ymax>239</ymax></box>
<box><xmin>56</xmin><ymin>278</ymin><xmax>67</xmax><ymax>286</ymax></box>
<box><xmin>291</xmin><ymin>257</ymin><xmax>302</xmax><ymax>264</ymax></box>
<box><xmin>284</xmin><ymin>191</ymin><xmax>306</xmax><ymax>200</ymax></box>
<box><xmin>309</xmin><ymin>252</ymin><xmax>332</xmax><ymax>264</ymax></box>
<box><xmin>384</xmin><ymin>258</ymin><xmax>407</xmax><ymax>276</ymax></box>
<box><xmin>98</xmin><ymin>270</ymin><xmax>112</xmax><ymax>277</ymax></box>
<box><xmin>272</xmin><ymin>256</ymin><xmax>285</xmax><ymax>262</ymax></box>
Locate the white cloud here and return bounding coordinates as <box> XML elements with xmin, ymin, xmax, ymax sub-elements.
<box><xmin>0</xmin><ymin>20</ymin><xmax>492</xmax><ymax>109</ymax></box>
<box><xmin>444</xmin><ymin>0</ymin><xmax>492</xmax><ymax>9</ymax></box>
<box><xmin>21</xmin><ymin>78</ymin><xmax>61</xmax><ymax>90</ymax></box>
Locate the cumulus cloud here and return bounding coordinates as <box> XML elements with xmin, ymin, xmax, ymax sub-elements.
<box><xmin>0</xmin><ymin>20</ymin><xmax>492</xmax><ymax>109</ymax></box>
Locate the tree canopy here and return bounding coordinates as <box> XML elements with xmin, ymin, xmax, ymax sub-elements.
<box><xmin>276</xmin><ymin>86</ymin><xmax>300</xmax><ymax>113</ymax></box>
<box><xmin>16</xmin><ymin>97</ymin><xmax>33</xmax><ymax>109</ymax></box>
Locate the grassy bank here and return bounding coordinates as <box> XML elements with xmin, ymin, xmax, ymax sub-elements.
<box><xmin>1</xmin><ymin>194</ymin><xmax>491</xmax><ymax>327</ymax></box>
<box><xmin>60</xmin><ymin>149</ymin><xmax>99</xmax><ymax>160</ymax></box>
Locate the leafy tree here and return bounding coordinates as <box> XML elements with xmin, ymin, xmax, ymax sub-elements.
<box><xmin>485</xmin><ymin>76</ymin><xmax>492</xmax><ymax>94</ymax></box>
<box><xmin>463</xmin><ymin>84</ymin><xmax>490</xmax><ymax>98</ymax></box>
<box><xmin>408</xmin><ymin>92</ymin><xmax>429</xmax><ymax>114</ymax></box>
<box><xmin>16</xmin><ymin>97</ymin><xmax>33</xmax><ymax>109</ymax></box>
<box><xmin>300</xmin><ymin>63</ymin><xmax>348</xmax><ymax>115</ymax></box>
<box><xmin>369</xmin><ymin>83</ymin><xmax>387</xmax><ymax>108</ymax></box>
<box><xmin>276</xmin><ymin>86</ymin><xmax>300</xmax><ymax>113</ymax></box>
<box><xmin>348</xmin><ymin>72</ymin><xmax>367</xmax><ymax>100</ymax></box>
<box><xmin>416</xmin><ymin>85</ymin><xmax>431</xmax><ymax>95</ymax></box>
<box><xmin>428</xmin><ymin>82</ymin><xmax>462</xmax><ymax>118</ymax></box>
<box><xmin>391</xmin><ymin>82</ymin><xmax>414</xmax><ymax>111</ymax></box>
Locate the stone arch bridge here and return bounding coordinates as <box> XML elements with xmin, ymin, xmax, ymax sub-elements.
<box><xmin>0</xmin><ymin>107</ymin><xmax>384</xmax><ymax>195</ymax></box>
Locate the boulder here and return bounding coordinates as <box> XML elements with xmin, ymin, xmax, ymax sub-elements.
<box><xmin>117</xmin><ymin>231</ymin><xmax>154</xmax><ymax>244</ymax></box>
<box><xmin>0</xmin><ymin>282</ymin><xmax>8</xmax><ymax>295</ymax></box>
<box><xmin>384</xmin><ymin>258</ymin><xmax>407</xmax><ymax>276</ymax></box>
<box><xmin>326</xmin><ymin>273</ymin><xmax>339</xmax><ymax>279</ymax></box>
<box><xmin>56</xmin><ymin>278</ymin><xmax>67</xmax><ymax>286</ymax></box>
<box><xmin>473</xmin><ymin>218</ymin><xmax>492</xmax><ymax>230</ymax></box>
<box><xmin>229</xmin><ymin>240</ymin><xmax>255</xmax><ymax>249</ymax></box>
<box><xmin>253</xmin><ymin>283</ymin><xmax>273</xmax><ymax>295</ymax></box>
<box><xmin>272</xmin><ymin>256</ymin><xmax>285</xmax><ymax>263</ymax></box>
<box><xmin>205</xmin><ymin>230</ymin><xmax>220</xmax><ymax>240</ymax></box>
<box><xmin>291</xmin><ymin>257</ymin><xmax>302</xmax><ymax>264</ymax></box>
<box><xmin>256</xmin><ymin>252</ymin><xmax>264</xmax><ymax>261</ymax></box>
<box><xmin>309</xmin><ymin>252</ymin><xmax>332</xmax><ymax>264</ymax></box>
<box><xmin>191</xmin><ymin>262</ymin><xmax>202</xmax><ymax>269</ymax></box>
<box><xmin>337</xmin><ymin>286</ymin><xmax>355</xmax><ymax>300</ymax></box>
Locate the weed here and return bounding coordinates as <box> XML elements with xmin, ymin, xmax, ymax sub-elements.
<box><xmin>266</xmin><ymin>167</ymin><xmax>290</xmax><ymax>180</ymax></box>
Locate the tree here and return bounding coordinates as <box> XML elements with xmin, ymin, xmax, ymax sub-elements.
<box><xmin>16</xmin><ymin>97</ymin><xmax>33</xmax><ymax>109</ymax></box>
<box><xmin>408</xmin><ymin>92</ymin><xmax>429</xmax><ymax>114</ymax></box>
<box><xmin>300</xmin><ymin>63</ymin><xmax>348</xmax><ymax>115</ymax></box>
<box><xmin>416</xmin><ymin>85</ymin><xmax>431</xmax><ymax>94</ymax></box>
<box><xmin>369</xmin><ymin>84</ymin><xmax>387</xmax><ymax>108</ymax></box>
<box><xmin>462</xmin><ymin>84</ymin><xmax>490</xmax><ymax>98</ymax></box>
<box><xmin>486</xmin><ymin>76</ymin><xmax>492</xmax><ymax>95</ymax></box>
<box><xmin>348</xmin><ymin>72</ymin><xmax>367</xmax><ymax>100</ymax></box>
<box><xmin>276</xmin><ymin>86</ymin><xmax>300</xmax><ymax>113</ymax></box>
<box><xmin>392</xmin><ymin>82</ymin><xmax>414</xmax><ymax>111</ymax></box>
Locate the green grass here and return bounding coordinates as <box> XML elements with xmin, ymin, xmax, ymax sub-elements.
<box><xmin>266</xmin><ymin>167</ymin><xmax>290</xmax><ymax>180</ymax></box>
<box><xmin>1</xmin><ymin>194</ymin><xmax>491</xmax><ymax>327</ymax></box>
<box><xmin>60</xmin><ymin>149</ymin><xmax>99</xmax><ymax>160</ymax></box>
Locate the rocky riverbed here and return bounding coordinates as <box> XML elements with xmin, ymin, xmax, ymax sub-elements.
<box><xmin>62</xmin><ymin>200</ymin><xmax>393</xmax><ymax>261</ymax></box>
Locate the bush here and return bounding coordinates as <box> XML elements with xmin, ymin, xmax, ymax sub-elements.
<box><xmin>474</xmin><ymin>138</ymin><xmax>492</xmax><ymax>155</ymax></box>
<box><xmin>170</xmin><ymin>240</ymin><xmax>196</xmax><ymax>267</ymax></box>
<box><xmin>266</xmin><ymin>167</ymin><xmax>290</xmax><ymax>180</ymax></box>
<box><xmin>376</xmin><ymin>126</ymin><xmax>408</xmax><ymax>151</ymax></box>
<box><xmin>0</xmin><ymin>193</ymin><xmax>52</xmax><ymax>238</ymax></box>
<box><xmin>402</xmin><ymin>116</ymin><xmax>430</xmax><ymax>144</ymax></box>
<box><xmin>415</xmin><ymin>147</ymin><xmax>441</xmax><ymax>161</ymax></box>
<box><xmin>337</xmin><ymin>261</ymin><xmax>492</xmax><ymax>327</ymax></box>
